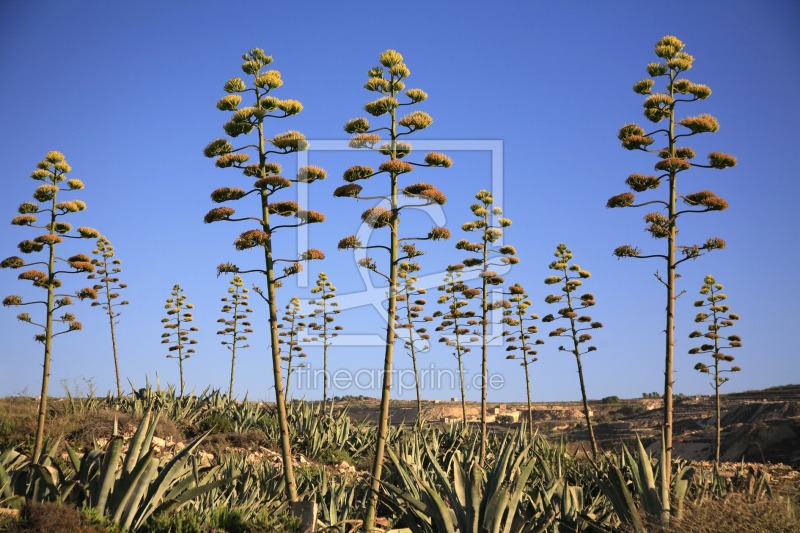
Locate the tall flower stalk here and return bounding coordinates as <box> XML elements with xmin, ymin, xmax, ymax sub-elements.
<box><xmin>453</xmin><ymin>189</ymin><xmax>517</xmax><ymax>464</ymax></box>
<box><xmin>308</xmin><ymin>272</ymin><xmax>341</xmax><ymax>405</ymax></box>
<box><xmin>335</xmin><ymin>49</ymin><xmax>450</xmax><ymax>529</ymax></box>
<box><xmin>161</xmin><ymin>284</ymin><xmax>197</xmax><ymax>399</ymax></box>
<box><xmin>434</xmin><ymin>268</ymin><xmax>474</xmax><ymax>424</ymax></box>
<box><xmin>88</xmin><ymin>235</ymin><xmax>129</xmax><ymax>398</ymax></box>
<box><xmin>216</xmin><ymin>275</ymin><xmax>252</xmax><ymax>398</ymax></box>
<box><xmin>607</xmin><ymin>35</ymin><xmax>736</xmax><ymax>498</ymax></box>
<box><xmin>689</xmin><ymin>274</ymin><xmax>741</xmax><ymax>464</ymax></box>
<box><xmin>542</xmin><ymin>244</ymin><xmax>602</xmax><ymax>457</ymax></box>
<box><xmin>1</xmin><ymin>151</ymin><xmax>99</xmax><ymax>459</ymax></box>
<box><xmin>396</xmin><ymin>271</ymin><xmax>431</xmax><ymax>423</ymax></box>
<box><xmin>279</xmin><ymin>296</ymin><xmax>306</xmax><ymax>403</ymax></box>
<box><xmin>503</xmin><ymin>283</ymin><xmax>543</xmax><ymax>442</ymax></box>
<box><xmin>203</xmin><ymin>48</ymin><xmax>326</xmax><ymax>502</ymax></box>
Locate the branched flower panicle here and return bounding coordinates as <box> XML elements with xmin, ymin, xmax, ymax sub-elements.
<box><xmin>435</xmin><ymin>269</ymin><xmax>475</xmax><ymax>424</ymax></box>
<box><xmin>308</xmin><ymin>272</ymin><xmax>341</xmax><ymax>405</ymax></box>
<box><xmin>161</xmin><ymin>284</ymin><xmax>197</xmax><ymax>399</ymax></box>
<box><xmin>88</xmin><ymin>235</ymin><xmax>129</xmax><ymax>397</ymax></box>
<box><xmin>279</xmin><ymin>296</ymin><xmax>307</xmax><ymax>403</ymax></box>
<box><xmin>1</xmin><ymin>152</ymin><xmax>99</xmax><ymax>459</ymax></box>
<box><xmin>502</xmin><ymin>283</ymin><xmax>543</xmax><ymax>439</ymax></box>
<box><xmin>337</xmin><ymin>50</ymin><xmax>450</xmax><ymax>529</ymax></box>
<box><xmin>456</xmin><ymin>189</ymin><xmax>518</xmax><ymax>463</ymax></box>
<box><xmin>203</xmin><ymin>48</ymin><xmax>326</xmax><ymax>501</ymax></box>
<box><xmin>543</xmin><ymin>244</ymin><xmax>601</xmax><ymax>456</ymax></box>
<box><xmin>218</xmin><ymin>275</ymin><xmax>252</xmax><ymax>397</ymax></box>
<box><xmin>395</xmin><ymin>271</ymin><xmax>431</xmax><ymax>422</ymax></box>
<box><xmin>607</xmin><ymin>36</ymin><xmax>737</xmax><ymax>478</ymax></box>
<box><xmin>689</xmin><ymin>274</ymin><xmax>741</xmax><ymax>464</ymax></box>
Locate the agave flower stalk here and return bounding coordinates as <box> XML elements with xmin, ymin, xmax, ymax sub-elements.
<box><xmin>434</xmin><ymin>267</ymin><xmax>475</xmax><ymax>424</ymax></box>
<box><xmin>395</xmin><ymin>270</ymin><xmax>432</xmax><ymax>423</ymax></box>
<box><xmin>307</xmin><ymin>272</ymin><xmax>341</xmax><ymax>405</ymax></box>
<box><xmin>502</xmin><ymin>283</ymin><xmax>543</xmax><ymax>442</ymax></box>
<box><xmin>1</xmin><ymin>151</ymin><xmax>99</xmax><ymax>459</ymax></box>
<box><xmin>607</xmin><ymin>35</ymin><xmax>736</xmax><ymax>495</ymax></box>
<box><xmin>279</xmin><ymin>296</ymin><xmax>307</xmax><ymax>403</ymax></box>
<box><xmin>88</xmin><ymin>235</ymin><xmax>129</xmax><ymax>398</ymax></box>
<box><xmin>217</xmin><ymin>275</ymin><xmax>252</xmax><ymax>397</ymax></box>
<box><xmin>335</xmin><ymin>49</ymin><xmax>451</xmax><ymax>529</ymax></box>
<box><xmin>203</xmin><ymin>48</ymin><xmax>327</xmax><ymax>502</ymax></box>
<box><xmin>161</xmin><ymin>284</ymin><xmax>198</xmax><ymax>399</ymax></box>
<box><xmin>689</xmin><ymin>274</ymin><xmax>742</xmax><ymax>464</ymax></box>
<box><xmin>542</xmin><ymin>244</ymin><xmax>603</xmax><ymax>456</ymax></box>
<box><xmin>453</xmin><ymin>189</ymin><xmax>518</xmax><ymax>464</ymax></box>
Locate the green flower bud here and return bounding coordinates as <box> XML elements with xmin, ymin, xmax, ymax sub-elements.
<box><xmin>364</xmin><ymin>96</ymin><xmax>398</xmax><ymax>116</ymax></box>
<box><xmin>344</xmin><ymin>117</ymin><xmax>371</xmax><ymax>134</ymax></box>
<box><xmin>277</xmin><ymin>99</ymin><xmax>303</xmax><ymax>115</ymax></box>
<box><xmin>379</xmin><ymin>50</ymin><xmax>404</xmax><ymax>67</ymax></box>
<box><xmin>632</xmin><ymin>79</ymin><xmax>655</xmax><ymax>94</ymax></box>
<box><xmin>406</xmin><ymin>88</ymin><xmax>428</xmax><ymax>102</ymax></box>
<box><xmin>271</xmin><ymin>131</ymin><xmax>309</xmax><ymax>151</ymax></box>
<box><xmin>398</xmin><ymin>111</ymin><xmax>432</xmax><ymax>130</ymax></box>
<box><xmin>217</xmin><ymin>95</ymin><xmax>242</xmax><ymax>111</ymax></box>
<box><xmin>255</xmin><ymin>70</ymin><xmax>282</xmax><ymax>89</ymax></box>
<box><xmin>646</xmin><ymin>62</ymin><xmax>668</xmax><ymax>77</ymax></box>
<box><xmin>224</xmin><ymin>77</ymin><xmax>247</xmax><ymax>93</ymax></box>
<box><xmin>655</xmin><ymin>35</ymin><xmax>684</xmax><ymax>58</ymax></box>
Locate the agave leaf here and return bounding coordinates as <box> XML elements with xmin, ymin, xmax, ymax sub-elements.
<box><xmin>597</xmin><ymin>463</ymin><xmax>645</xmax><ymax>533</ymax></box>
<box><xmin>419</xmin><ymin>477</ymin><xmax>457</xmax><ymax>533</ymax></box>
<box><xmin>95</xmin><ymin>435</ymin><xmax>123</xmax><ymax>511</ymax></box>
<box><xmin>109</xmin><ymin>448</ymin><xmax>157</xmax><ymax>523</ymax></box>
<box><xmin>131</xmin><ymin>429</ymin><xmax>212</xmax><ymax>527</ymax></box>
<box><xmin>123</xmin><ymin>405</ymin><xmax>152</xmax><ymax>475</ymax></box>
<box><xmin>64</xmin><ymin>442</ymin><xmax>81</xmax><ymax>474</ymax></box>
<box><xmin>119</xmin><ymin>456</ymin><xmax>159</xmax><ymax>530</ymax></box>
<box><xmin>501</xmin><ymin>453</ymin><xmax>538</xmax><ymax>533</ymax></box>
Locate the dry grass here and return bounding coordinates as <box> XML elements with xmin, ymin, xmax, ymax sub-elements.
<box><xmin>643</xmin><ymin>494</ymin><xmax>800</xmax><ymax>533</ymax></box>
<box><xmin>3</xmin><ymin>502</ymin><xmax>105</xmax><ymax>533</ymax></box>
<box><xmin>0</xmin><ymin>398</ymin><xmax>184</xmax><ymax>455</ymax></box>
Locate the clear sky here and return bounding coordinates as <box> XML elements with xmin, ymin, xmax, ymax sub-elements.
<box><xmin>1</xmin><ymin>1</ymin><xmax>798</xmax><ymax>402</ymax></box>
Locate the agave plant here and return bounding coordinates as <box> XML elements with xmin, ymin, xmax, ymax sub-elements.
<box><xmin>597</xmin><ymin>436</ymin><xmax>694</xmax><ymax>531</ymax></box>
<box><xmin>382</xmin><ymin>431</ymin><xmax>539</xmax><ymax>532</ymax></box>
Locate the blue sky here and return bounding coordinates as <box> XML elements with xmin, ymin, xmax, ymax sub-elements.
<box><xmin>1</xmin><ymin>1</ymin><xmax>798</xmax><ymax>402</ymax></box>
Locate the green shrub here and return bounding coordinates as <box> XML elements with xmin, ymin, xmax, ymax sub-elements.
<box><xmin>317</xmin><ymin>447</ymin><xmax>352</xmax><ymax>465</ymax></box>
<box><xmin>198</xmin><ymin>412</ymin><xmax>234</xmax><ymax>433</ymax></box>
<box><xmin>601</xmin><ymin>395</ymin><xmax>621</xmax><ymax>404</ymax></box>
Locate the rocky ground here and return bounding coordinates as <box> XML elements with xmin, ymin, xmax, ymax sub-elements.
<box><xmin>340</xmin><ymin>384</ymin><xmax>800</xmax><ymax>468</ymax></box>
